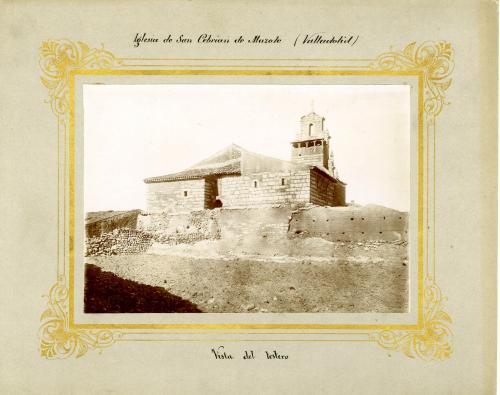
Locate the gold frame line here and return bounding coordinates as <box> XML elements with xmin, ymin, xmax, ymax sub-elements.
<box><xmin>38</xmin><ymin>40</ymin><xmax>453</xmax><ymax>361</ymax></box>
<box><xmin>67</xmin><ymin>68</ymin><xmax>424</xmax><ymax>332</ymax></box>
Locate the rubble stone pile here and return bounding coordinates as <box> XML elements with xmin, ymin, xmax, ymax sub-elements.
<box><xmin>85</xmin><ymin>228</ymin><xmax>153</xmax><ymax>256</ymax></box>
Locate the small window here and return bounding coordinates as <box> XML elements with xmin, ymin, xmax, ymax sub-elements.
<box><xmin>253</xmin><ymin>180</ymin><xmax>258</xmax><ymax>188</ymax></box>
<box><xmin>281</xmin><ymin>178</ymin><xmax>285</xmax><ymax>186</ymax></box>
<box><xmin>183</xmin><ymin>191</ymin><xmax>188</xmax><ymax>197</ymax></box>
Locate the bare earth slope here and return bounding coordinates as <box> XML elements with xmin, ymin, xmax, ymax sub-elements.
<box><xmin>85</xmin><ymin>240</ymin><xmax>407</xmax><ymax>313</ymax></box>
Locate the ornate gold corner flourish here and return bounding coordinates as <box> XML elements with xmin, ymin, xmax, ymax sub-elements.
<box><xmin>370</xmin><ymin>40</ymin><xmax>454</xmax><ymax>360</ymax></box>
<box><xmin>39</xmin><ymin>277</ymin><xmax>122</xmax><ymax>359</ymax></box>
<box><xmin>370</xmin><ymin>41</ymin><xmax>454</xmax><ymax>116</ymax></box>
<box><xmin>369</xmin><ymin>283</ymin><xmax>452</xmax><ymax>361</ymax></box>
<box><xmin>39</xmin><ymin>40</ymin><xmax>122</xmax><ymax>358</ymax></box>
<box><xmin>40</xmin><ymin>39</ymin><xmax>122</xmax><ymax>116</ymax></box>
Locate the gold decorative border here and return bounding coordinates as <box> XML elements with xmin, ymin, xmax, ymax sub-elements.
<box><xmin>369</xmin><ymin>283</ymin><xmax>452</xmax><ymax>361</ymax></box>
<box><xmin>370</xmin><ymin>41</ymin><xmax>453</xmax><ymax>117</ymax></box>
<box><xmin>39</xmin><ymin>40</ymin><xmax>453</xmax><ymax>360</ymax></box>
<box><xmin>40</xmin><ymin>40</ymin><xmax>122</xmax><ymax>116</ymax></box>
<box><xmin>39</xmin><ymin>276</ymin><xmax>122</xmax><ymax>359</ymax></box>
<box><xmin>368</xmin><ymin>41</ymin><xmax>454</xmax><ymax>361</ymax></box>
<box><xmin>39</xmin><ymin>40</ymin><xmax>123</xmax><ymax>358</ymax></box>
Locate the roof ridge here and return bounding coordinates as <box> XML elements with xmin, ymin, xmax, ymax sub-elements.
<box><xmin>188</xmin><ymin>143</ymin><xmax>243</xmax><ymax>169</ymax></box>
<box><xmin>143</xmin><ymin>143</ymin><xmax>303</xmax><ymax>184</ymax></box>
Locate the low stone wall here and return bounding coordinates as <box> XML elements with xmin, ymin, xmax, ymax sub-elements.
<box><xmin>137</xmin><ymin>209</ymin><xmax>220</xmax><ymax>245</ymax></box>
<box><xmin>86</xmin><ymin>205</ymin><xmax>408</xmax><ymax>256</ymax></box>
<box><xmin>85</xmin><ymin>210</ymin><xmax>141</xmax><ymax>238</ymax></box>
<box><xmin>86</xmin><ymin>228</ymin><xmax>153</xmax><ymax>256</ymax></box>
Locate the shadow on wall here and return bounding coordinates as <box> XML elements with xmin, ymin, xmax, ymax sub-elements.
<box><xmin>84</xmin><ymin>264</ymin><xmax>201</xmax><ymax>313</ymax></box>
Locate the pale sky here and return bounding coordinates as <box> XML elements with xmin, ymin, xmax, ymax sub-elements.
<box><xmin>83</xmin><ymin>84</ymin><xmax>410</xmax><ymax>212</ymax></box>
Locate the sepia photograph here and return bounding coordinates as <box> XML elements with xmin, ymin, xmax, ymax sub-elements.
<box><xmin>4</xmin><ymin>0</ymin><xmax>500</xmax><ymax>390</ymax></box>
<box><xmin>83</xmin><ymin>84</ymin><xmax>410</xmax><ymax>314</ymax></box>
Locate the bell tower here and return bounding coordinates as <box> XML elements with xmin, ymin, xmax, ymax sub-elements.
<box><xmin>291</xmin><ymin>111</ymin><xmax>333</xmax><ymax>174</ymax></box>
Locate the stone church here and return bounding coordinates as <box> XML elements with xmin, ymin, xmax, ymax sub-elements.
<box><xmin>144</xmin><ymin>112</ymin><xmax>346</xmax><ymax>213</ymax></box>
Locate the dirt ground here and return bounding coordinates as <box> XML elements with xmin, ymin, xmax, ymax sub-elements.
<box><xmin>85</xmin><ymin>241</ymin><xmax>408</xmax><ymax>313</ymax></box>
<box><xmin>84</xmin><ymin>264</ymin><xmax>201</xmax><ymax>313</ymax></box>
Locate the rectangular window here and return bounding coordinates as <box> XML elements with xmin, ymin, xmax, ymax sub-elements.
<box><xmin>183</xmin><ymin>191</ymin><xmax>188</xmax><ymax>197</ymax></box>
<box><xmin>281</xmin><ymin>178</ymin><xmax>285</xmax><ymax>186</ymax></box>
<box><xmin>254</xmin><ymin>180</ymin><xmax>258</xmax><ymax>188</ymax></box>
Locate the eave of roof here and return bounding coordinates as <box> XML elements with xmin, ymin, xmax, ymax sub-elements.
<box><xmin>310</xmin><ymin>165</ymin><xmax>347</xmax><ymax>185</ymax></box>
<box><xmin>143</xmin><ymin>143</ymin><xmax>345</xmax><ymax>185</ymax></box>
<box><xmin>144</xmin><ymin>162</ymin><xmax>241</xmax><ymax>183</ymax></box>
<box><xmin>291</xmin><ymin>136</ymin><xmax>329</xmax><ymax>144</ymax></box>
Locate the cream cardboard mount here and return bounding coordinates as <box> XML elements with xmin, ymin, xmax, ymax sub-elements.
<box><xmin>38</xmin><ymin>39</ymin><xmax>454</xmax><ymax>361</ymax></box>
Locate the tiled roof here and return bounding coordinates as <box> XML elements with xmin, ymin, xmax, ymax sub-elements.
<box><xmin>144</xmin><ymin>144</ymin><xmax>243</xmax><ymax>183</ymax></box>
<box><xmin>144</xmin><ymin>143</ymin><xmax>346</xmax><ymax>185</ymax></box>
<box><xmin>144</xmin><ymin>161</ymin><xmax>241</xmax><ymax>183</ymax></box>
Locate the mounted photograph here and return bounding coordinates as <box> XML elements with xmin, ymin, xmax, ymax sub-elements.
<box><xmin>83</xmin><ymin>84</ymin><xmax>410</xmax><ymax>314</ymax></box>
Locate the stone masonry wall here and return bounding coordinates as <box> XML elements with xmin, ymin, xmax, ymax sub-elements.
<box><xmin>291</xmin><ymin>144</ymin><xmax>329</xmax><ymax>168</ymax></box>
<box><xmin>86</xmin><ymin>205</ymin><xmax>408</xmax><ymax>256</ymax></box>
<box><xmin>86</xmin><ymin>228</ymin><xmax>153</xmax><ymax>256</ymax></box>
<box><xmin>217</xmin><ymin>170</ymin><xmax>310</xmax><ymax>208</ymax></box>
<box><xmin>138</xmin><ymin>208</ymin><xmax>290</xmax><ymax>249</ymax></box>
<box><xmin>137</xmin><ymin>210</ymin><xmax>220</xmax><ymax>244</ymax></box>
<box><xmin>146</xmin><ymin>179</ymin><xmax>206</xmax><ymax>213</ymax></box>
